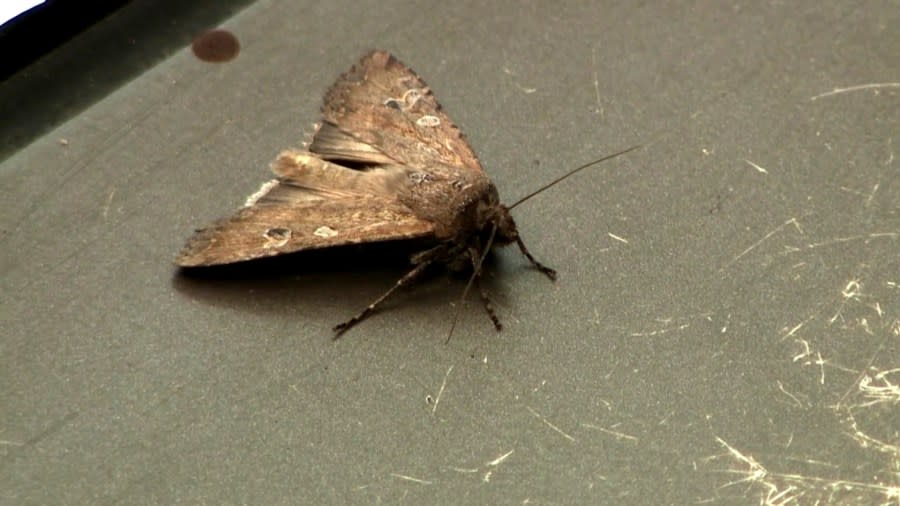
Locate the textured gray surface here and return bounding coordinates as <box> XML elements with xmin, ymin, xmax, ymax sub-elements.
<box><xmin>2</xmin><ymin>1</ymin><xmax>898</xmax><ymax>504</ymax></box>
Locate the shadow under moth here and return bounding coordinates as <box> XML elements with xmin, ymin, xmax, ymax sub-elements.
<box><xmin>176</xmin><ymin>50</ymin><xmax>639</xmax><ymax>338</ymax></box>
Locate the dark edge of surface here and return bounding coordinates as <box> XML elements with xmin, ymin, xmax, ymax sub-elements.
<box><xmin>0</xmin><ymin>0</ymin><xmax>257</xmax><ymax>163</ymax></box>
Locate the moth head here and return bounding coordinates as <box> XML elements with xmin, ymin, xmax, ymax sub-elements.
<box><xmin>476</xmin><ymin>184</ymin><xmax>518</xmax><ymax>246</ymax></box>
<box><xmin>491</xmin><ymin>204</ymin><xmax>518</xmax><ymax>246</ymax></box>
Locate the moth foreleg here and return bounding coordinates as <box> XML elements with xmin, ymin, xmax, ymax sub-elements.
<box><xmin>465</xmin><ymin>246</ymin><xmax>502</xmax><ymax>331</ymax></box>
<box><xmin>332</xmin><ymin>260</ymin><xmax>433</xmax><ymax>338</ymax></box>
<box><xmin>514</xmin><ymin>236</ymin><xmax>557</xmax><ymax>281</ymax></box>
<box><xmin>474</xmin><ymin>275</ymin><xmax>502</xmax><ymax>332</ymax></box>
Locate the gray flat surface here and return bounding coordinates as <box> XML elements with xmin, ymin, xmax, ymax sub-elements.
<box><xmin>2</xmin><ymin>1</ymin><xmax>898</xmax><ymax>504</ymax></box>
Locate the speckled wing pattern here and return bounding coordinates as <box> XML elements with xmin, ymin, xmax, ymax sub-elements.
<box><xmin>311</xmin><ymin>50</ymin><xmax>484</xmax><ymax>172</ymax></box>
<box><xmin>175</xmin><ymin>193</ymin><xmax>433</xmax><ymax>266</ymax></box>
<box><xmin>176</xmin><ymin>50</ymin><xmax>480</xmax><ymax>267</ymax></box>
<box><xmin>176</xmin><ymin>148</ymin><xmax>436</xmax><ymax>266</ymax></box>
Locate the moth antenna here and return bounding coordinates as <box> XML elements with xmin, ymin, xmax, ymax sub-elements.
<box><xmin>446</xmin><ymin>223</ymin><xmax>499</xmax><ymax>343</ymax></box>
<box><xmin>508</xmin><ymin>145</ymin><xmax>642</xmax><ymax>210</ymax></box>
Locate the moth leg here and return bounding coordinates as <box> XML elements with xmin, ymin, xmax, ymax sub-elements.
<box><xmin>514</xmin><ymin>236</ymin><xmax>557</xmax><ymax>281</ymax></box>
<box><xmin>474</xmin><ymin>276</ymin><xmax>502</xmax><ymax>331</ymax></box>
<box><xmin>333</xmin><ymin>260</ymin><xmax>433</xmax><ymax>338</ymax></box>
<box><xmin>467</xmin><ymin>247</ymin><xmax>502</xmax><ymax>331</ymax></box>
<box><xmin>409</xmin><ymin>243</ymin><xmax>450</xmax><ymax>265</ymax></box>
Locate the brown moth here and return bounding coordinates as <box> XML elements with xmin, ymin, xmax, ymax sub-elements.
<box><xmin>176</xmin><ymin>50</ymin><xmax>639</xmax><ymax>337</ymax></box>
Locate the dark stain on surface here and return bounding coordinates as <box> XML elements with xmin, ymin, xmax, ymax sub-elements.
<box><xmin>191</xmin><ymin>29</ymin><xmax>240</xmax><ymax>63</ymax></box>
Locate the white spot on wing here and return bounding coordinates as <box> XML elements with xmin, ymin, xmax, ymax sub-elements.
<box><xmin>245</xmin><ymin>179</ymin><xmax>279</xmax><ymax>207</ymax></box>
<box><xmin>416</xmin><ymin>115</ymin><xmax>441</xmax><ymax>127</ymax></box>
<box><xmin>314</xmin><ymin>225</ymin><xmax>338</xmax><ymax>238</ymax></box>
<box><xmin>401</xmin><ymin>88</ymin><xmax>424</xmax><ymax>107</ymax></box>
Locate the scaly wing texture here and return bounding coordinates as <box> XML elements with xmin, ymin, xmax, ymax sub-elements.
<box><xmin>175</xmin><ymin>50</ymin><xmax>488</xmax><ymax>267</ymax></box>
<box><xmin>176</xmin><ymin>152</ymin><xmax>434</xmax><ymax>266</ymax></box>
<box><xmin>312</xmin><ymin>50</ymin><xmax>484</xmax><ymax>172</ymax></box>
<box><xmin>175</xmin><ymin>195</ymin><xmax>433</xmax><ymax>266</ymax></box>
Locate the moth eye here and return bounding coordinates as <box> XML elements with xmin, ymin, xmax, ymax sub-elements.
<box><xmin>263</xmin><ymin>227</ymin><xmax>292</xmax><ymax>248</ymax></box>
<box><xmin>416</xmin><ymin>115</ymin><xmax>441</xmax><ymax>128</ymax></box>
<box><xmin>313</xmin><ymin>225</ymin><xmax>339</xmax><ymax>238</ymax></box>
<box><xmin>383</xmin><ymin>98</ymin><xmax>403</xmax><ymax>110</ymax></box>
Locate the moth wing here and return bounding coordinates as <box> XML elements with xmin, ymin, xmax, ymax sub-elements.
<box><xmin>176</xmin><ymin>152</ymin><xmax>434</xmax><ymax>267</ymax></box>
<box><xmin>307</xmin><ymin>122</ymin><xmax>396</xmax><ymax>164</ymax></box>
<box><xmin>312</xmin><ymin>50</ymin><xmax>484</xmax><ymax>172</ymax></box>
<box><xmin>176</xmin><ymin>192</ymin><xmax>434</xmax><ymax>267</ymax></box>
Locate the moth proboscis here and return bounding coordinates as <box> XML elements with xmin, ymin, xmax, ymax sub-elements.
<box><xmin>175</xmin><ymin>50</ymin><xmax>641</xmax><ymax>338</ymax></box>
